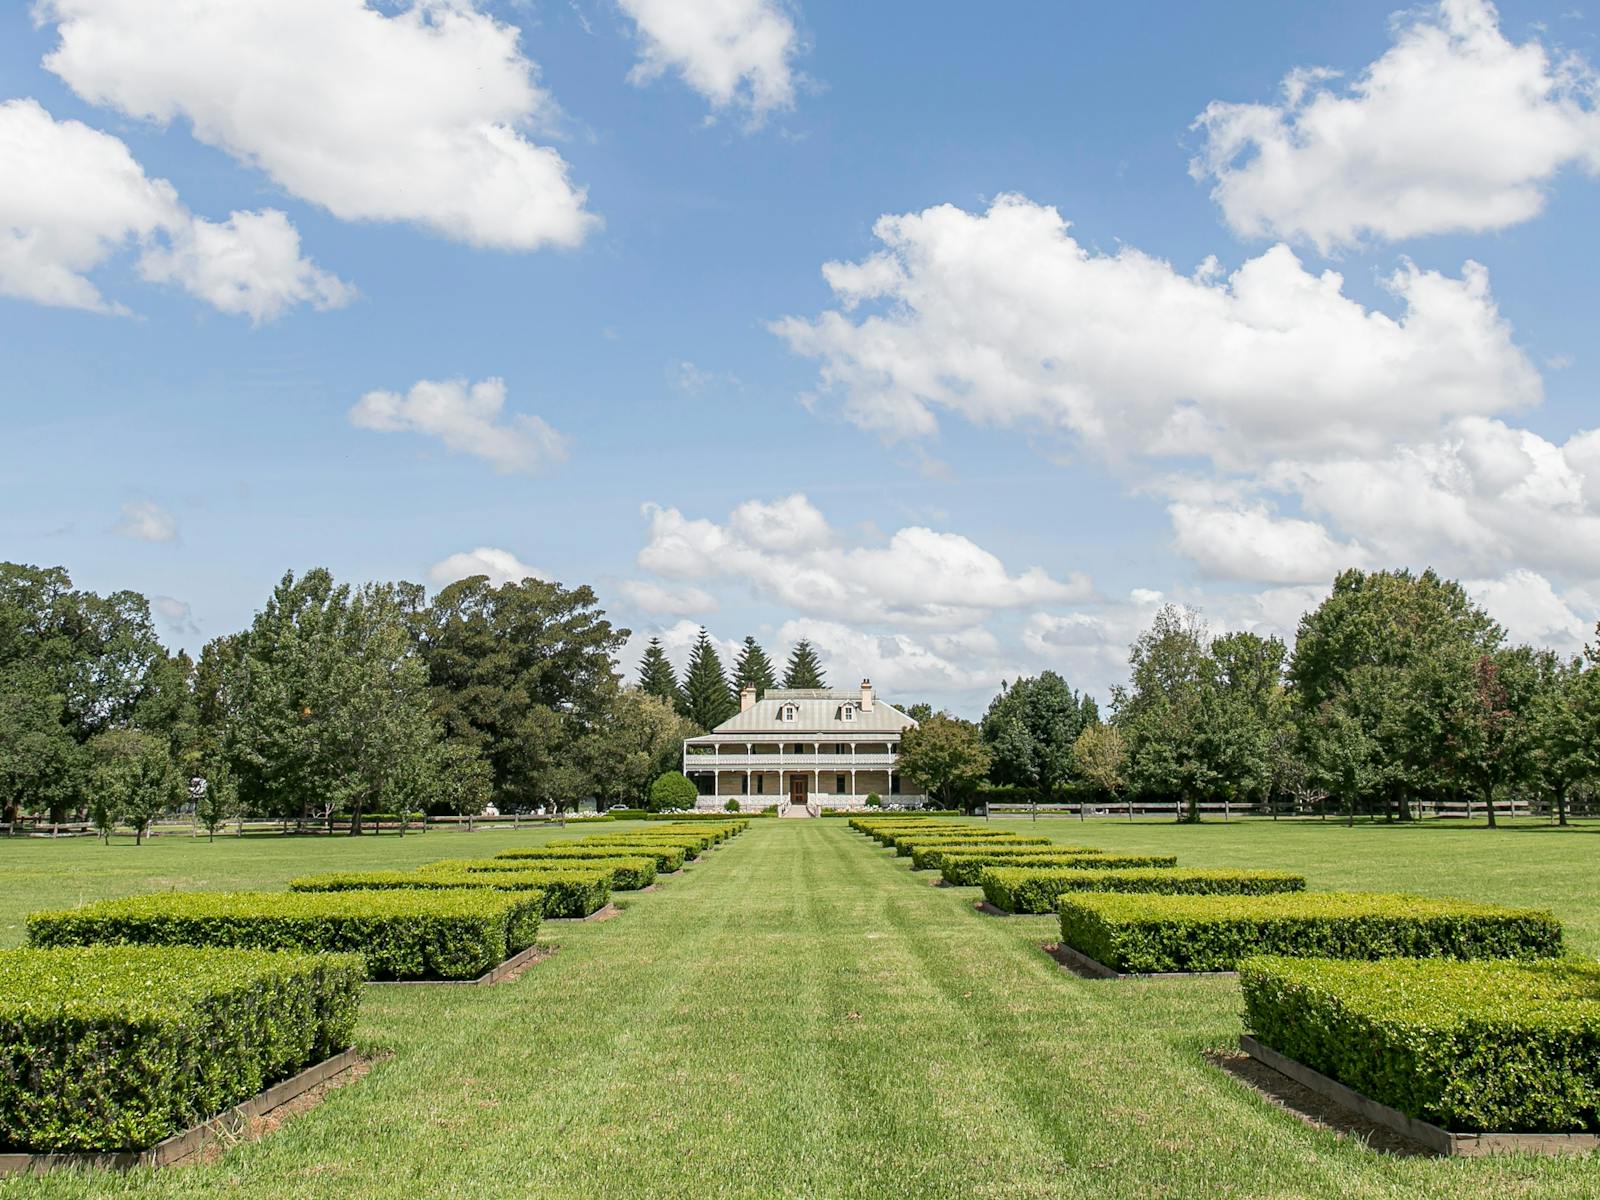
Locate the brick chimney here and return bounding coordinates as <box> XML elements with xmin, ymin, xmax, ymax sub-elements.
<box><xmin>860</xmin><ymin>678</ymin><xmax>874</xmax><ymax>713</ymax></box>
<box><xmin>740</xmin><ymin>684</ymin><xmax>757</xmax><ymax>713</ymax></box>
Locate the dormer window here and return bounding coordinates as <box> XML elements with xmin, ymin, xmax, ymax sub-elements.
<box><xmin>780</xmin><ymin>704</ymin><xmax>798</xmax><ymax>722</ymax></box>
<box><xmin>841</xmin><ymin>704</ymin><xmax>855</xmax><ymax>721</ymax></box>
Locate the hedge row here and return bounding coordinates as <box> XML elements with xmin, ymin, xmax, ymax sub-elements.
<box><xmin>28</xmin><ymin>889</ymin><xmax>543</xmax><ymax>981</ymax></box>
<box><xmin>0</xmin><ymin>945</ymin><xmax>362</xmax><ymax>1153</ymax></box>
<box><xmin>290</xmin><ymin>869</ymin><xmax>610</xmax><ymax>919</ymax></box>
<box><xmin>909</xmin><ymin>841</ymin><xmax>1095</xmax><ymax>872</ymax></box>
<box><xmin>497</xmin><ymin>844</ymin><xmax>686</xmax><ymax>873</ymax></box>
<box><xmin>1058</xmin><ymin>892</ymin><xmax>1564</xmax><ymax>974</ymax></box>
<box><xmin>425</xmin><ymin>855</ymin><xmax>656</xmax><ymax>891</ymax></box>
<box><xmin>1241</xmin><ymin>955</ymin><xmax>1600</xmax><ymax>1132</ymax></box>
<box><xmin>945</xmin><ymin>853</ymin><xmax>1175</xmax><ymax>888</ymax></box>
<box><xmin>981</xmin><ymin>867</ymin><xmax>1304</xmax><ymax>913</ymax></box>
<box><xmin>890</xmin><ymin>831</ymin><xmax>1031</xmax><ymax>857</ymax></box>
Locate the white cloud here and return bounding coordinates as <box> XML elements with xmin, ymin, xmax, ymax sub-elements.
<box><xmin>137</xmin><ymin>208</ymin><xmax>353</xmax><ymax>324</ymax></box>
<box><xmin>114</xmin><ymin>499</ymin><xmax>176</xmax><ymax>542</ymax></box>
<box><xmin>427</xmin><ymin>546</ymin><xmax>543</xmax><ymax>588</ymax></box>
<box><xmin>619</xmin><ymin>579</ymin><xmax>719</xmax><ymax>616</ymax></box>
<box><xmin>619</xmin><ymin>0</ymin><xmax>802</xmax><ymax>120</ymax></box>
<box><xmin>0</xmin><ymin>98</ymin><xmax>347</xmax><ymax>319</ymax></box>
<box><xmin>1466</xmin><ymin>568</ymin><xmax>1591</xmax><ymax>651</ymax></box>
<box><xmin>151</xmin><ymin>594</ymin><xmax>198</xmax><ymax>635</ymax></box>
<box><xmin>38</xmin><ymin>0</ymin><xmax>597</xmax><ymax>251</ymax></box>
<box><xmin>772</xmin><ymin>194</ymin><xmax>1538</xmax><ymax>467</ymax></box>
<box><xmin>773</xmin><ymin>619</ymin><xmax>1008</xmax><ymax>696</ymax></box>
<box><xmin>1167</xmin><ymin>502</ymin><xmax>1368</xmax><ymax>584</ymax></box>
<box><xmin>350</xmin><ymin>378</ymin><xmax>568</xmax><ymax>475</ymax></box>
<box><xmin>636</xmin><ymin>493</ymin><xmax>1092</xmax><ymax>629</ymax></box>
<box><xmin>1192</xmin><ymin>0</ymin><xmax>1600</xmax><ymax>250</ymax></box>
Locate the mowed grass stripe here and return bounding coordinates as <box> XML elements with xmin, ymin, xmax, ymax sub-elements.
<box><xmin>5</xmin><ymin>820</ymin><xmax>1600</xmax><ymax>1198</ymax></box>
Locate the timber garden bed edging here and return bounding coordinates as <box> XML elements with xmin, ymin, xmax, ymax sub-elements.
<box><xmin>0</xmin><ymin>1048</ymin><xmax>365</xmax><ymax>1177</ymax></box>
<box><xmin>1042</xmin><ymin>941</ymin><xmax>1240</xmax><ymax>981</ymax></box>
<box><xmin>364</xmin><ymin>941</ymin><xmax>558</xmax><ymax>987</ymax></box>
<box><xmin>1238</xmin><ymin>1036</ymin><xmax>1600</xmax><ymax>1158</ymax></box>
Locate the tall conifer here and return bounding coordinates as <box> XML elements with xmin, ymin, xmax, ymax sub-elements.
<box><xmin>733</xmin><ymin>636</ymin><xmax>777</xmax><ymax>698</ymax></box>
<box><xmin>637</xmin><ymin>637</ymin><xmax>682</xmax><ymax>706</ymax></box>
<box><xmin>681</xmin><ymin>628</ymin><xmax>736</xmax><ymax>730</ymax></box>
<box><xmin>782</xmin><ymin>639</ymin><xmax>827</xmax><ymax>689</ymax></box>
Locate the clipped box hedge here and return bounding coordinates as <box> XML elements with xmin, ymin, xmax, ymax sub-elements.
<box><xmin>0</xmin><ymin>945</ymin><xmax>362</xmax><ymax>1152</ymax></box>
<box><xmin>425</xmin><ymin>855</ymin><xmax>655</xmax><ymax>890</ymax></box>
<box><xmin>1058</xmin><ymin>892</ymin><xmax>1564</xmax><ymax>974</ymax></box>
<box><xmin>290</xmin><ymin>868</ymin><xmax>606</xmax><ymax>919</ymax></box>
<box><xmin>890</xmin><ymin>831</ymin><xmax>1029</xmax><ymax>856</ymax></box>
<box><xmin>581</xmin><ymin>832</ymin><xmax>713</xmax><ymax>854</ymax></box>
<box><xmin>28</xmin><ymin>889</ymin><xmax>542</xmax><ymax>981</ymax></box>
<box><xmin>1240</xmin><ymin>955</ymin><xmax>1600</xmax><ymax>1132</ymax></box>
<box><xmin>909</xmin><ymin>840</ymin><xmax>1090</xmax><ymax>872</ymax></box>
<box><xmin>944</xmin><ymin>853</ymin><xmax>1173</xmax><ymax>888</ymax></box>
<box><xmin>498</xmin><ymin>844</ymin><xmax>686</xmax><ymax>873</ymax></box>
<box><xmin>981</xmin><ymin>867</ymin><xmax>1303</xmax><ymax>913</ymax></box>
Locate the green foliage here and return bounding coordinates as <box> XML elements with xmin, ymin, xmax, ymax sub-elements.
<box><xmin>579</xmin><ymin>688</ymin><xmax>698</xmax><ymax>808</ymax></box>
<box><xmin>497</xmin><ymin>843</ymin><xmax>687</xmax><ymax>872</ymax></box>
<box><xmin>418</xmin><ymin>574</ymin><xmax>627</xmax><ymax>814</ymax></box>
<box><xmin>679</xmin><ymin>628</ymin><xmax>736</xmax><ymax>730</ymax></box>
<box><xmin>636</xmin><ymin>636</ymin><xmax>682</xmax><ymax>707</ymax></box>
<box><xmin>426</xmin><ymin>739</ymin><xmax>494</xmax><ymax>817</ymax></box>
<box><xmin>649</xmin><ymin>770</ymin><xmax>699</xmax><ymax>812</ymax></box>
<box><xmin>781</xmin><ymin>639</ymin><xmax>827</xmax><ymax>689</ymax></box>
<box><xmin>295</xmin><ymin>867</ymin><xmax>608</xmax><ymax>917</ymax></box>
<box><xmin>88</xmin><ymin>726</ymin><xmax>179</xmax><ymax>844</ymax></box>
<box><xmin>887</xmin><ymin>828</ymin><xmax>1032</xmax><ymax>854</ymax></box>
<box><xmin>193</xmin><ymin>755</ymin><xmax>239</xmax><ymax>840</ymax></box>
<box><xmin>980</xmin><ymin>866</ymin><xmax>1303</xmax><ymax>913</ymax></box>
<box><xmin>725</xmin><ymin>796</ymin><xmax>741</xmax><ymax>812</ymax></box>
<box><xmin>425</xmin><ymin>855</ymin><xmax>656</xmax><ymax>890</ymax></box>
<box><xmin>1072</xmin><ymin>723</ymin><xmax>1127</xmax><ymax>800</ymax></box>
<box><xmin>28</xmin><ymin>889</ymin><xmax>542</xmax><ymax>981</ymax></box>
<box><xmin>0</xmin><ymin>945</ymin><xmax>361</xmax><ymax>1152</ymax></box>
<box><xmin>945</xmin><ymin>853</ymin><xmax>1171</xmax><ymax>889</ymax></box>
<box><xmin>981</xmin><ymin>672</ymin><xmax>1098</xmax><ymax>803</ymax></box>
<box><xmin>905</xmin><ymin>838</ymin><xmax>1056</xmax><ymax>870</ymax></box>
<box><xmin>1240</xmin><ymin>956</ymin><xmax>1600</xmax><ymax>1132</ymax></box>
<box><xmin>897</xmin><ymin>715</ymin><xmax>991</xmax><ymax>808</ymax></box>
<box><xmin>865</xmin><ymin>792</ymin><xmax>881</xmax><ymax>807</ymax></box>
<box><xmin>1290</xmin><ymin>568</ymin><xmax>1503</xmax><ymax>821</ymax></box>
<box><xmin>1057</xmin><ymin>891</ymin><xmax>1564</xmax><ymax>973</ymax></box>
<box><xmin>732</xmin><ymin>636</ymin><xmax>777</xmax><ymax>698</ymax></box>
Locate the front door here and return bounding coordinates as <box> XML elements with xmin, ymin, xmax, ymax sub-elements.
<box><xmin>790</xmin><ymin>776</ymin><xmax>808</xmax><ymax>806</ymax></box>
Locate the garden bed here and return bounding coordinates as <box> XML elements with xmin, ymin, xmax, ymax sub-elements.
<box><xmin>981</xmin><ymin>866</ymin><xmax>1302</xmax><ymax>913</ymax></box>
<box><xmin>1057</xmin><ymin>892</ymin><xmax>1563</xmax><ymax>973</ymax></box>
<box><xmin>1042</xmin><ymin>940</ymin><xmax>1238</xmax><ymax>980</ymax></box>
<box><xmin>367</xmin><ymin>941</ymin><xmax>557</xmax><ymax>986</ymax></box>
<box><xmin>0</xmin><ymin>1048</ymin><xmax>366</xmax><ymax>1176</ymax></box>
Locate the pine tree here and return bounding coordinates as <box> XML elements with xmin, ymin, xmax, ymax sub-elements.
<box><xmin>637</xmin><ymin>637</ymin><xmax>682</xmax><ymax>706</ymax></box>
<box><xmin>732</xmin><ymin>636</ymin><xmax>777</xmax><ymax>698</ymax></box>
<box><xmin>783</xmin><ymin>639</ymin><xmax>827</xmax><ymax>689</ymax></box>
<box><xmin>680</xmin><ymin>628</ymin><xmax>736</xmax><ymax>730</ymax></box>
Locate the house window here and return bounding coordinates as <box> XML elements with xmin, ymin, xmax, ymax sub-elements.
<box><xmin>755</xmin><ymin>775</ymin><xmax>764</xmax><ymax>795</ymax></box>
<box><xmin>842</xmin><ymin>704</ymin><xmax>855</xmax><ymax>721</ymax></box>
<box><xmin>836</xmin><ymin>774</ymin><xmax>847</xmax><ymax>793</ymax></box>
<box><xmin>740</xmin><ymin>776</ymin><xmax>748</xmax><ymax>795</ymax></box>
<box><xmin>781</xmin><ymin>704</ymin><xmax>797</xmax><ymax>722</ymax></box>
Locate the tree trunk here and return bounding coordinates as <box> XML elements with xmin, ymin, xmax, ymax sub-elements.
<box><xmin>1556</xmin><ymin>782</ymin><xmax>1569</xmax><ymax>827</ymax></box>
<box><xmin>1483</xmin><ymin>784</ymin><xmax>1497</xmax><ymax>828</ymax></box>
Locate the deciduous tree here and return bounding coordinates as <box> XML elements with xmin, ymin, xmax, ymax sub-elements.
<box><xmin>899</xmin><ymin>714</ymin><xmax>990</xmax><ymax>809</ymax></box>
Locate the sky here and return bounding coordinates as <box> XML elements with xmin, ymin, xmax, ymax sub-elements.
<box><xmin>3</xmin><ymin>0</ymin><xmax>1600</xmax><ymax>716</ymax></box>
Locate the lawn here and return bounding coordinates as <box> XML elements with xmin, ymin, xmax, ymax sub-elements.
<box><xmin>2</xmin><ymin>817</ymin><xmax>1598</xmax><ymax>1199</ymax></box>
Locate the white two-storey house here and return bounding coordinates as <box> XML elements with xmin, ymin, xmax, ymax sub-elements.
<box><xmin>682</xmin><ymin>680</ymin><xmax>924</xmax><ymax>813</ymax></box>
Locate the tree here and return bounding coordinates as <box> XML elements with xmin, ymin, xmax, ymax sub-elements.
<box><xmin>578</xmin><ymin>688</ymin><xmax>697</xmax><ymax>809</ymax></box>
<box><xmin>1440</xmin><ymin>646</ymin><xmax>1541</xmax><ymax>828</ymax></box>
<box><xmin>1289</xmin><ymin>568</ymin><xmax>1501</xmax><ymax>822</ymax></box>
<box><xmin>0</xmin><ymin>665</ymin><xmax>83</xmax><ymax>826</ymax></box>
<box><xmin>680</xmin><ymin>628</ymin><xmax>736</xmax><ymax>730</ymax></box>
<box><xmin>194</xmin><ymin>756</ymin><xmax>239</xmax><ymax>841</ymax></box>
<box><xmin>981</xmin><ymin>672</ymin><xmax>1098</xmax><ymax>804</ymax></box>
<box><xmin>1072</xmin><ymin>723</ymin><xmax>1127</xmax><ymax>815</ymax></box>
<box><xmin>649</xmin><ymin>770</ymin><xmax>699</xmax><ymax>812</ymax></box>
<box><xmin>636</xmin><ymin>637</ymin><xmax>682</xmax><ymax>707</ymax></box>
<box><xmin>418</xmin><ymin>574</ymin><xmax>627</xmax><ymax>812</ymax></box>
<box><xmin>732</xmin><ymin>636</ymin><xmax>777</xmax><ymax>699</ymax></box>
<box><xmin>90</xmin><ymin>728</ymin><xmax>177</xmax><ymax>845</ymax></box>
<box><xmin>1529</xmin><ymin>649</ymin><xmax>1598</xmax><ymax>827</ymax></box>
<box><xmin>899</xmin><ymin>715</ymin><xmax>991</xmax><ymax>809</ymax></box>
<box><xmin>426</xmin><ymin>739</ymin><xmax>495</xmax><ymax>818</ymax></box>
<box><xmin>782</xmin><ymin>639</ymin><xmax>827</xmax><ymax>689</ymax></box>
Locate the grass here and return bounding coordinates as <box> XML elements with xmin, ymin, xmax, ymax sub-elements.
<box><xmin>0</xmin><ymin>816</ymin><xmax>1597</xmax><ymax>1198</ymax></box>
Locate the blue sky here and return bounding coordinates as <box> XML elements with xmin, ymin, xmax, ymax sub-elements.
<box><xmin>4</xmin><ymin>0</ymin><xmax>1599</xmax><ymax>714</ymax></box>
